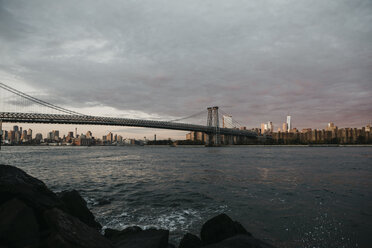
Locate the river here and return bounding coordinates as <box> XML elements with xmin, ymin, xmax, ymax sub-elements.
<box><xmin>1</xmin><ymin>146</ymin><xmax>371</xmax><ymax>247</ymax></box>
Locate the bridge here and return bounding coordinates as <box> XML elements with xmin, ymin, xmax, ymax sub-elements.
<box><xmin>0</xmin><ymin>82</ymin><xmax>258</xmax><ymax>146</ymax></box>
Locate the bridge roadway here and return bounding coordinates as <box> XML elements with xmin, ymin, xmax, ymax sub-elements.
<box><xmin>0</xmin><ymin>112</ymin><xmax>257</xmax><ymax>138</ymax></box>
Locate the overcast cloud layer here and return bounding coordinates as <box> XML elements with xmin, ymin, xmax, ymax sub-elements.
<box><xmin>1</xmin><ymin>0</ymin><xmax>371</xmax><ymax>129</ymax></box>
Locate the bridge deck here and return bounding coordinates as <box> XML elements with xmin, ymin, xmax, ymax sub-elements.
<box><xmin>0</xmin><ymin>112</ymin><xmax>257</xmax><ymax>137</ymax></box>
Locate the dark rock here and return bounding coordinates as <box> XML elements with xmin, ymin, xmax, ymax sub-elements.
<box><xmin>105</xmin><ymin>227</ymin><xmax>169</xmax><ymax>248</ymax></box>
<box><xmin>104</xmin><ymin>226</ymin><xmax>142</xmax><ymax>240</ymax></box>
<box><xmin>42</xmin><ymin>208</ymin><xmax>113</xmax><ymax>248</ymax></box>
<box><xmin>0</xmin><ymin>164</ymin><xmax>62</xmax><ymax>211</ymax></box>
<box><xmin>57</xmin><ymin>190</ymin><xmax>101</xmax><ymax>229</ymax></box>
<box><xmin>234</xmin><ymin>221</ymin><xmax>252</xmax><ymax>235</ymax></box>
<box><xmin>203</xmin><ymin>235</ymin><xmax>277</xmax><ymax>248</ymax></box>
<box><xmin>200</xmin><ymin>214</ymin><xmax>250</xmax><ymax>245</ymax></box>
<box><xmin>0</xmin><ymin>198</ymin><xmax>40</xmax><ymax>247</ymax></box>
<box><xmin>179</xmin><ymin>233</ymin><xmax>202</xmax><ymax>248</ymax></box>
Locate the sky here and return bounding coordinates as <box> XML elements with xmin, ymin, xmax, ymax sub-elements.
<box><xmin>0</xmin><ymin>0</ymin><xmax>372</xmax><ymax>138</ymax></box>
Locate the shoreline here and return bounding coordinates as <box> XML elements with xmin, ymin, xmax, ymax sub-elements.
<box><xmin>0</xmin><ymin>163</ymin><xmax>277</xmax><ymax>248</ymax></box>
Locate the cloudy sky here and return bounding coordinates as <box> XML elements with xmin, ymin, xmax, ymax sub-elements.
<box><xmin>1</xmin><ymin>0</ymin><xmax>371</xmax><ymax>138</ymax></box>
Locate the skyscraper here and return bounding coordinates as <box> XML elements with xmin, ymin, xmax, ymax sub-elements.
<box><xmin>223</xmin><ymin>115</ymin><xmax>233</xmax><ymax>128</ymax></box>
<box><xmin>282</xmin><ymin>123</ymin><xmax>288</xmax><ymax>132</ymax></box>
<box><xmin>267</xmin><ymin>121</ymin><xmax>273</xmax><ymax>133</ymax></box>
<box><xmin>287</xmin><ymin>116</ymin><xmax>291</xmax><ymax>131</ymax></box>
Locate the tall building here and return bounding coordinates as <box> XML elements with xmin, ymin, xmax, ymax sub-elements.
<box><xmin>107</xmin><ymin>132</ymin><xmax>113</xmax><ymax>143</ymax></box>
<box><xmin>287</xmin><ymin>116</ymin><xmax>292</xmax><ymax>131</ymax></box>
<box><xmin>267</xmin><ymin>121</ymin><xmax>273</xmax><ymax>133</ymax></box>
<box><xmin>86</xmin><ymin>131</ymin><xmax>92</xmax><ymax>138</ymax></box>
<box><xmin>260</xmin><ymin>123</ymin><xmax>266</xmax><ymax>134</ymax></box>
<box><xmin>35</xmin><ymin>133</ymin><xmax>43</xmax><ymax>142</ymax></box>
<box><xmin>27</xmin><ymin>128</ymin><xmax>32</xmax><ymax>140</ymax></box>
<box><xmin>282</xmin><ymin>123</ymin><xmax>288</xmax><ymax>132</ymax></box>
<box><xmin>52</xmin><ymin>130</ymin><xmax>60</xmax><ymax>141</ymax></box>
<box><xmin>327</xmin><ymin>122</ymin><xmax>337</xmax><ymax>131</ymax></box>
<box><xmin>223</xmin><ymin>115</ymin><xmax>234</xmax><ymax>128</ymax></box>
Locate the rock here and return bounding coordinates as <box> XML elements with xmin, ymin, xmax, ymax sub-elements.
<box><xmin>0</xmin><ymin>198</ymin><xmax>40</xmax><ymax>247</ymax></box>
<box><xmin>200</xmin><ymin>214</ymin><xmax>251</xmax><ymax>245</ymax></box>
<box><xmin>57</xmin><ymin>190</ymin><xmax>102</xmax><ymax>229</ymax></box>
<box><xmin>43</xmin><ymin>208</ymin><xmax>113</xmax><ymax>248</ymax></box>
<box><xmin>104</xmin><ymin>226</ymin><xmax>142</xmax><ymax>240</ymax></box>
<box><xmin>0</xmin><ymin>164</ymin><xmax>62</xmax><ymax>212</ymax></box>
<box><xmin>178</xmin><ymin>233</ymin><xmax>202</xmax><ymax>248</ymax></box>
<box><xmin>105</xmin><ymin>227</ymin><xmax>169</xmax><ymax>248</ymax></box>
<box><xmin>203</xmin><ymin>235</ymin><xmax>277</xmax><ymax>248</ymax></box>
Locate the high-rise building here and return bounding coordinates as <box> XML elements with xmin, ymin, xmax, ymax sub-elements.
<box><xmin>223</xmin><ymin>115</ymin><xmax>234</xmax><ymax>128</ymax></box>
<box><xmin>287</xmin><ymin>116</ymin><xmax>292</xmax><ymax>131</ymax></box>
<box><xmin>267</xmin><ymin>121</ymin><xmax>273</xmax><ymax>133</ymax></box>
<box><xmin>282</xmin><ymin>123</ymin><xmax>288</xmax><ymax>132</ymax></box>
<box><xmin>260</xmin><ymin>123</ymin><xmax>266</xmax><ymax>134</ymax></box>
<box><xmin>21</xmin><ymin>130</ymin><xmax>27</xmax><ymax>141</ymax></box>
<box><xmin>52</xmin><ymin>130</ymin><xmax>60</xmax><ymax>141</ymax></box>
<box><xmin>86</xmin><ymin>131</ymin><xmax>92</xmax><ymax>138</ymax></box>
<box><xmin>35</xmin><ymin>133</ymin><xmax>43</xmax><ymax>142</ymax></box>
<box><xmin>107</xmin><ymin>132</ymin><xmax>113</xmax><ymax>143</ymax></box>
<box><xmin>27</xmin><ymin>128</ymin><xmax>32</xmax><ymax>139</ymax></box>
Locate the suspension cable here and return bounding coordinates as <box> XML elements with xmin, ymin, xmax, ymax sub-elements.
<box><xmin>0</xmin><ymin>81</ymin><xmax>85</xmax><ymax>116</ymax></box>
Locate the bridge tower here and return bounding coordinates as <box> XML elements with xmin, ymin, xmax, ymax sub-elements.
<box><xmin>207</xmin><ymin>106</ymin><xmax>220</xmax><ymax>146</ymax></box>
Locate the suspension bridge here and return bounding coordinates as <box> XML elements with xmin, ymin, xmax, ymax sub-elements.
<box><xmin>0</xmin><ymin>82</ymin><xmax>258</xmax><ymax>145</ymax></box>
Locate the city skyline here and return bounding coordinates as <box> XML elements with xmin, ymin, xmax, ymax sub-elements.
<box><xmin>1</xmin><ymin>0</ymin><xmax>371</xmax><ymax>136</ymax></box>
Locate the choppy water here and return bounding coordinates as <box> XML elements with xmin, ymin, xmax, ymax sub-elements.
<box><xmin>1</xmin><ymin>146</ymin><xmax>371</xmax><ymax>247</ymax></box>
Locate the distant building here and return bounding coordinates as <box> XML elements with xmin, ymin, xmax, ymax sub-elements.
<box><xmin>86</xmin><ymin>131</ymin><xmax>92</xmax><ymax>138</ymax></box>
<box><xmin>35</xmin><ymin>133</ymin><xmax>43</xmax><ymax>142</ymax></box>
<box><xmin>223</xmin><ymin>115</ymin><xmax>234</xmax><ymax>128</ymax></box>
<box><xmin>267</xmin><ymin>121</ymin><xmax>273</xmax><ymax>133</ymax></box>
<box><xmin>327</xmin><ymin>122</ymin><xmax>337</xmax><ymax>131</ymax></box>
<box><xmin>287</xmin><ymin>116</ymin><xmax>291</xmax><ymax>131</ymax></box>
<box><xmin>106</xmin><ymin>132</ymin><xmax>113</xmax><ymax>143</ymax></box>
<box><xmin>27</xmin><ymin>128</ymin><xmax>32</xmax><ymax>140</ymax></box>
<box><xmin>282</xmin><ymin>123</ymin><xmax>288</xmax><ymax>132</ymax></box>
<box><xmin>52</xmin><ymin>130</ymin><xmax>59</xmax><ymax>141</ymax></box>
<box><xmin>260</xmin><ymin>123</ymin><xmax>266</xmax><ymax>134</ymax></box>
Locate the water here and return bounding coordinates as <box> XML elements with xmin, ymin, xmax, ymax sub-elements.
<box><xmin>1</xmin><ymin>146</ymin><xmax>371</xmax><ymax>247</ymax></box>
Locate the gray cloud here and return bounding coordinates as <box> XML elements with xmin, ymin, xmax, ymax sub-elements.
<box><xmin>0</xmin><ymin>0</ymin><xmax>371</xmax><ymax>129</ymax></box>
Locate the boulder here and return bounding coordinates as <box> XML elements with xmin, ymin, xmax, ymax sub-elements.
<box><xmin>200</xmin><ymin>214</ymin><xmax>251</xmax><ymax>245</ymax></box>
<box><xmin>43</xmin><ymin>208</ymin><xmax>113</xmax><ymax>248</ymax></box>
<box><xmin>203</xmin><ymin>235</ymin><xmax>277</xmax><ymax>248</ymax></box>
<box><xmin>0</xmin><ymin>198</ymin><xmax>40</xmax><ymax>247</ymax></box>
<box><xmin>57</xmin><ymin>190</ymin><xmax>101</xmax><ymax>229</ymax></box>
<box><xmin>105</xmin><ymin>226</ymin><xmax>169</xmax><ymax>248</ymax></box>
<box><xmin>0</xmin><ymin>164</ymin><xmax>62</xmax><ymax>212</ymax></box>
<box><xmin>178</xmin><ymin>233</ymin><xmax>202</xmax><ymax>248</ymax></box>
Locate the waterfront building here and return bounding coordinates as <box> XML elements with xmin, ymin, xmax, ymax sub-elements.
<box><xmin>86</xmin><ymin>131</ymin><xmax>92</xmax><ymax>138</ymax></box>
<box><xmin>223</xmin><ymin>115</ymin><xmax>234</xmax><ymax>128</ymax></box>
<box><xmin>287</xmin><ymin>116</ymin><xmax>291</xmax><ymax>131</ymax></box>
<box><xmin>51</xmin><ymin>130</ymin><xmax>60</xmax><ymax>141</ymax></box>
<box><xmin>267</xmin><ymin>121</ymin><xmax>273</xmax><ymax>133</ymax></box>
<box><xmin>282</xmin><ymin>123</ymin><xmax>288</xmax><ymax>132</ymax></box>
<box><xmin>27</xmin><ymin>128</ymin><xmax>32</xmax><ymax>140</ymax></box>
<box><xmin>107</xmin><ymin>132</ymin><xmax>113</xmax><ymax>143</ymax></box>
<box><xmin>35</xmin><ymin>133</ymin><xmax>43</xmax><ymax>142</ymax></box>
<box><xmin>260</xmin><ymin>123</ymin><xmax>266</xmax><ymax>134</ymax></box>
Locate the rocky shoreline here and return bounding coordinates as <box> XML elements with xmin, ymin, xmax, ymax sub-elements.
<box><xmin>0</xmin><ymin>164</ymin><xmax>276</xmax><ymax>248</ymax></box>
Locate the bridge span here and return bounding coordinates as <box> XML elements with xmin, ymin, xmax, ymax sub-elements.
<box><xmin>0</xmin><ymin>112</ymin><xmax>258</xmax><ymax>138</ymax></box>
